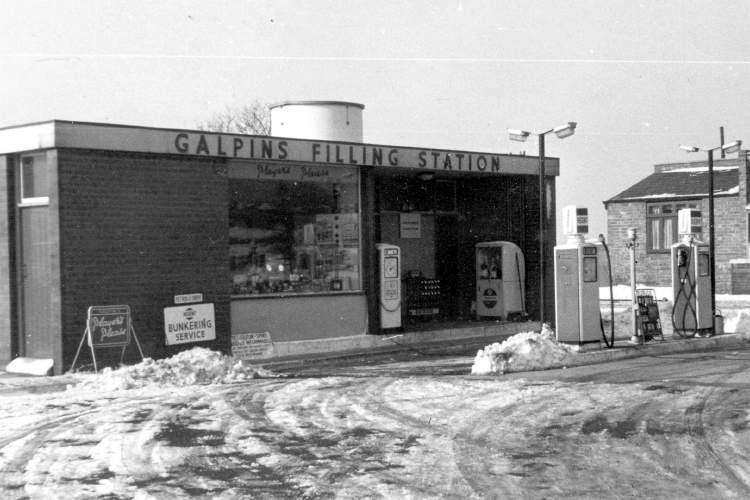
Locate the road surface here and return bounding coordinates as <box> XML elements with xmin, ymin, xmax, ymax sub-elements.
<box><xmin>0</xmin><ymin>346</ymin><xmax>749</xmax><ymax>498</ymax></box>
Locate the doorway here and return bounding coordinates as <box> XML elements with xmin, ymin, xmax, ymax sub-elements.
<box><xmin>16</xmin><ymin>153</ymin><xmax>53</xmax><ymax>359</ymax></box>
<box><xmin>18</xmin><ymin>205</ymin><xmax>53</xmax><ymax>358</ymax></box>
<box><xmin>435</xmin><ymin>214</ymin><xmax>460</xmax><ymax>320</ymax></box>
<box><xmin>373</xmin><ymin>174</ymin><xmax>464</xmax><ymax>329</ymax></box>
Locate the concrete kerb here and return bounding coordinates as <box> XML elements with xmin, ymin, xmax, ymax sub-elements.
<box><xmin>260</xmin><ymin>321</ymin><xmax>538</xmax><ymax>370</ymax></box>
<box><xmin>501</xmin><ymin>332</ymin><xmax>750</xmax><ymax>374</ymax></box>
<box><xmin>263</xmin><ymin>331</ymin><xmax>750</xmax><ymax>374</ymax></box>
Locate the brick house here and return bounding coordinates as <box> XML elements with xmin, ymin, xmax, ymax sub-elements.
<box><xmin>604</xmin><ymin>152</ymin><xmax>750</xmax><ymax>294</ymax></box>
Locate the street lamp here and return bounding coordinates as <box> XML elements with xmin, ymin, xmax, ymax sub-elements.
<box><xmin>679</xmin><ymin>139</ymin><xmax>742</xmax><ymax>334</ymax></box>
<box><xmin>509</xmin><ymin>121</ymin><xmax>577</xmax><ymax>325</ymax></box>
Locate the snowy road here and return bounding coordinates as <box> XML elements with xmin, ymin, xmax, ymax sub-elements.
<box><xmin>1</xmin><ymin>347</ymin><xmax>750</xmax><ymax>499</ymax></box>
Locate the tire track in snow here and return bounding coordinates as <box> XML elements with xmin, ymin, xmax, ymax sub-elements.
<box><xmin>0</xmin><ymin>394</ymin><xmax>169</xmax><ymax>496</ymax></box>
<box><xmin>680</xmin><ymin>365</ymin><xmax>750</xmax><ymax>497</ymax></box>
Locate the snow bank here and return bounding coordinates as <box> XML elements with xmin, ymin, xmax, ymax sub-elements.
<box><xmin>471</xmin><ymin>325</ymin><xmax>575</xmax><ymax>375</ymax></box>
<box><xmin>71</xmin><ymin>347</ymin><xmax>282</xmax><ymax>392</ymax></box>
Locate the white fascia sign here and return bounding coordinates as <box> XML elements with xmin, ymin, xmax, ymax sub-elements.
<box><xmin>164</xmin><ymin>303</ymin><xmax>216</xmax><ymax>345</ymax></box>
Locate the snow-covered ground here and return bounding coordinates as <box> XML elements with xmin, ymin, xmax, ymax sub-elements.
<box><xmin>1</xmin><ymin>345</ymin><xmax>749</xmax><ymax>498</ymax></box>
<box><xmin>0</xmin><ymin>288</ymin><xmax>748</xmax><ymax>498</ymax></box>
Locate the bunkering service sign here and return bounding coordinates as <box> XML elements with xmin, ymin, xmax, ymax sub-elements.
<box><xmin>164</xmin><ymin>303</ymin><xmax>216</xmax><ymax>345</ymax></box>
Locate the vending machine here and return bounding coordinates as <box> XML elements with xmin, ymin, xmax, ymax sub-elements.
<box><xmin>475</xmin><ymin>241</ymin><xmax>526</xmax><ymax>320</ymax></box>
<box><xmin>376</xmin><ymin>243</ymin><xmax>402</xmax><ymax>329</ymax></box>
<box><xmin>671</xmin><ymin>209</ymin><xmax>711</xmax><ymax>333</ymax></box>
<box><xmin>554</xmin><ymin>206</ymin><xmax>602</xmax><ymax>345</ymax></box>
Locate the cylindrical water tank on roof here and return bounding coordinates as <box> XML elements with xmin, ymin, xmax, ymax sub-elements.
<box><xmin>270</xmin><ymin>100</ymin><xmax>364</xmax><ymax>142</ymax></box>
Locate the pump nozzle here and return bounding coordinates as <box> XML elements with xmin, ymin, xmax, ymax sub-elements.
<box><xmin>598</xmin><ymin>234</ymin><xmax>606</xmax><ymax>244</ymax></box>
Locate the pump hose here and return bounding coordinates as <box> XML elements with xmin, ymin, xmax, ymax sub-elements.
<box><xmin>598</xmin><ymin>235</ymin><xmax>616</xmax><ymax>348</ymax></box>
<box><xmin>671</xmin><ymin>242</ymin><xmax>699</xmax><ymax>338</ymax></box>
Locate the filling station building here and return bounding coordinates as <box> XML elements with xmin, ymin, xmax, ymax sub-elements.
<box><xmin>0</xmin><ymin>101</ymin><xmax>559</xmax><ymax>374</ymax></box>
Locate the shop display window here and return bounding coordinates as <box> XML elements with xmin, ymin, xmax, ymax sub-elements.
<box><xmin>229</xmin><ymin>162</ymin><xmax>360</xmax><ymax>296</ymax></box>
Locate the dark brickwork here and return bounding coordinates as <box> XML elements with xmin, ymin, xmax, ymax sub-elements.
<box><xmin>731</xmin><ymin>262</ymin><xmax>750</xmax><ymax>294</ymax></box>
<box><xmin>57</xmin><ymin>149</ymin><xmax>230</xmax><ymax>372</ymax></box>
<box><xmin>0</xmin><ymin>156</ymin><xmax>15</xmax><ymax>362</ymax></box>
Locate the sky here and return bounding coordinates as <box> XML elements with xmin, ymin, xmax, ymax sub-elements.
<box><xmin>2</xmin><ymin>0</ymin><xmax>750</xmax><ymax>240</ymax></box>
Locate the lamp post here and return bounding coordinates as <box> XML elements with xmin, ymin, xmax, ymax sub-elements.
<box><xmin>679</xmin><ymin>139</ymin><xmax>742</xmax><ymax>334</ymax></box>
<box><xmin>509</xmin><ymin>122</ymin><xmax>577</xmax><ymax>325</ymax></box>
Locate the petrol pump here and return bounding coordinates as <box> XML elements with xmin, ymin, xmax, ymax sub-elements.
<box><xmin>554</xmin><ymin>206</ymin><xmax>603</xmax><ymax>345</ymax></box>
<box><xmin>376</xmin><ymin>243</ymin><xmax>402</xmax><ymax>329</ymax></box>
<box><xmin>475</xmin><ymin>241</ymin><xmax>526</xmax><ymax>320</ymax></box>
<box><xmin>671</xmin><ymin>209</ymin><xmax>712</xmax><ymax>335</ymax></box>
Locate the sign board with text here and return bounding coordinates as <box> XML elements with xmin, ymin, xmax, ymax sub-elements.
<box><xmin>174</xmin><ymin>293</ymin><xmax>203</xmax><ymax>304</ymax></box>
<box><xmin>164</xmin><ymin>303</ymin><xmax>216</xmax><ymax>345</ymax></box>
<box><xmin>232</xmin><ymin>332</ymin><xmax>274</xmax><ymax>360</ymax></box>
<box><xmin>87</xmin><ymin>305</ymin><xmax>131</xmax><ymax>347</ymax></box>
<box><xmin>400</xmin><ymin>213</ymin><xmax>422</xmax><ymax>239</ymax></box>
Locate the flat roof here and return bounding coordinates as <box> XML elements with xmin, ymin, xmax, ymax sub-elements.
<box><xmin>269</xmin><ymin>100</ymin><xmax>365</xmax><ymax>110</ymax></box>
<box><xmin>0</xmin><ymin>119</ymin><xmax>560</xmax><ymax>177</ymax></box>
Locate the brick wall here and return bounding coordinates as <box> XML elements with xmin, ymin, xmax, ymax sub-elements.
<box><xmin>606</xmin><ymin>195</ymin><xmax>744</xmax><ymax>293</ymax></box>
<box><xmin>731</xmin><ymin>262</ymin><xmax>750</xmax><ymax>294</ymax></box>
<box><xmin>605</xmin><ymin>201</ymin><xmax>648</xmax><ymax>285</ymax></box>
<box><xmin>0</xmin><ymin>156</ymin><xmax>15</xmax><ymax>363</ymax></box>
<box><xmin>57</xmin><ymin>150</ymin><xmax>230</xmax><ymax>372</ymax></box>
<box><xmin>713</xmin><ymin>195</ymin><xmax>745</xmax><ymax>292</ymax></box>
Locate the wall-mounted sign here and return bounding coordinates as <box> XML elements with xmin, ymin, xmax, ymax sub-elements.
<box><xmin>88</xmin><ymin>305</ymin><xmax>131</xmax><ymax>347</ymax></box>
<box><xmin>174</xmin><ymin>293</ymin><xmax>203</xmax><ymax>305</ymax></box>
<box><xmin>231</xmin><ymin>331</ymin><xmax>274</xmax><ymax>360</ymax></box>
<box><xmin>1</xmin><ymin>122</ymin><xmax>560</xmax><ymax>177</ymax></box>
<box><xmin>400</xmin><ymin>213</ymin><xmax>422</xmax><ymax>239</ymax></box>
<box><xmin>164</xmin><ymin>303</ymin><xmax>216</xmax><ymax>345</ymax></box>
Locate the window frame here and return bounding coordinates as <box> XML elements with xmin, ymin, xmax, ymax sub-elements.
<box><xmin>645</xmin><ymin>201</ymin><xmax>700</xmax><ymax>253</ymax></box>
<box><xmin>228</xmin><ymin>161</ymin><xmax>362</xmax><ymax>298</ymax></box>
<box><xmin>18</xmin><ymin>152</ymin><xmax>49</xmax><ymax>206</ymax></box>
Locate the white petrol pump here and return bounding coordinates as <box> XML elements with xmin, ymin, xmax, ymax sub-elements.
<box><xmin>475</xmin><ymin>241</ymin><xmax>527</xmax><ymax>320</ymax></box>
<box><xmin>376</xmin><ymin>243</ymin><xmax>402</xmax><ymax>329</ymax></box>
<box><xmin>554</xmin><ymin>206</ymin><xmax>603</xmax><ymax>345</ymax></box>
<box><xmin>671</xmin><ymin>209</ymin><xmax>712</xmax><ymax>334</ymax></box>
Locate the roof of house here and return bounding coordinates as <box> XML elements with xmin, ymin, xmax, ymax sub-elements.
<box><xmin>605</xmin><ymin>165</ymin><xmax>739</xmax><ymax>204</ymax></box>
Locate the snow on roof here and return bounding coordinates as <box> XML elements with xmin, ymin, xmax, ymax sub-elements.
<box><xmin>617</xmin><ymin>192</ymin><xmax>706</xmax><ymax>200</ymax></box>
<box><xmin>666</xmin><ymin>166</ymin><xmax>737</xmax><ymax>173</ymax></box>
<box><xmin>606</xmin><ymin>167</ymin><xmax>739</xmax><ymax>203</ymax></box>
<box><xmin>616</xmin><ymin>184</ymin><xmax>739</xmax><ymax>200</ymax></box>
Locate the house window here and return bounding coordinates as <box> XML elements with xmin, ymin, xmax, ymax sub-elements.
<box><xmin>228</xmin><ymin>162</ymin><xmax>360</xmax><ymax>296</ymax></box>
<box><xmin>646</xmin><ymin>201</ymin><xmax>700</xmax><ymax>252</ymax></box>
<box><xmin>19</xmin><ymin>153</ymin><xmax>49</xmax><ymax>205</ymax></box>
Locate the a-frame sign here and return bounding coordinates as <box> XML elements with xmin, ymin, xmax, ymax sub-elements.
<box><xmin>70</xmin><ymin>305</ymin><xmax>145</xmax><ymax>372</ymax></box>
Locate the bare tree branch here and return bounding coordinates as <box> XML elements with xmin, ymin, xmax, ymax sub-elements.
<box><xmin>197</xmin><ymin>101</ymin><xmax>271</xmax><ymax>135</ymax></box>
